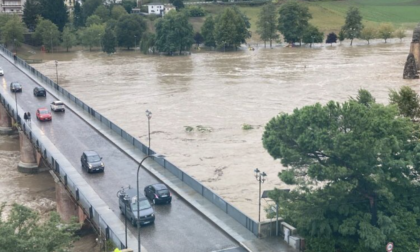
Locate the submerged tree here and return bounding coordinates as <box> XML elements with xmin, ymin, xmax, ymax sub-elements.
<box><xmin>256</xmin><ymin>3</ymin><xmax>278</xmax><ymax>48</ymax></box>
<box><xmin>360</xmin><ymin>26</ymin><xmax>377</xmax><ymax>45</ymax></box>
<box><xmin>201</xmin><ymin>16</ymin><xmax>216</xmax><ymax>47</ymax></box>
<box><xmin>263</xmin><ymin>89</ymin><xmax>420</xmax><ymax>252</ymax></box>
<box><xmin>325</xmin><ymin>32</ymin><xmax>337</xmax><ymax>46</ymax></box>
<box><xmin>102</xmin><ymin>27</ymin><xmax>117</xmax><ymax>54</ymax></box>
<box><xmin>302</xmin><ymin>24</ymin><xmax>323</xmax><ymax>47</ymax></box>
<box><xmin>277</xmin><ymin>1</ymin><xmax>311</xmax><ymax>44</ymax></box>
<box><xmin>341</xmin><ymin>7</ymin><xmax>363</xmax><ymax>46</ymax></box>
<box><xmin>378</xmin><ymin>23</ymin><xmax>395</xmax><ymax>43</ymax></box>
<box><xmin>62</xmin><ymin>26</ymin><xmax>77</xmax><ymax>52</ymax></box>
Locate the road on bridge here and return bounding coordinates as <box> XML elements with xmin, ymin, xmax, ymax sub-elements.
<box><xmin>0</xmin><ymin>56</ymin><xmax>244</xmax><ymax>252</ymax></box>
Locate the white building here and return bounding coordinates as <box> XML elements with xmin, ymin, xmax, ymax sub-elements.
<box><xmin>0</xmin><ymin>0</ymin><xmax>26</xmax><ymax>14</ymax></box>
<box><xmin>147</xmin><ymin>3</ymin><xmax>164</xmax><ymax>15</ymax></box>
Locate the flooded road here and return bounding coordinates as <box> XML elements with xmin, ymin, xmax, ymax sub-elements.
<box><xmin>30</xmin><ymin>38</ymin><xmax>414</xmax><ymax>221</ymax></box>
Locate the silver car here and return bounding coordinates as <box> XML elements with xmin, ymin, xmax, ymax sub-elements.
<box><xmin>0</xmin><ymin>67</ymin><xmax>4</xmax><ymax>76</ymax></box>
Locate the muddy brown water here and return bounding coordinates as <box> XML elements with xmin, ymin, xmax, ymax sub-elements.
<box><xmin>28</xmin><ymin>38</ymin><xmax>414</xmax><ymax>221</ymax></box>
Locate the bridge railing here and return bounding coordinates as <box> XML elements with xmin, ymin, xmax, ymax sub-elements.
<box><xmin>0</xmin><ymin>45</ymin><xmax>259</xmax><ymax>236</ymax></box>
<box><xmin>0</xmin><ymin>93</ymin><xmax>130</xmax><ymax>250</ymax></box>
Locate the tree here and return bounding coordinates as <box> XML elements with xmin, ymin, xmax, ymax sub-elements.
<box><xmin>121</xmin><ymin>0</ymin><xmax>136</xmax><ymax>13</ymax></box>
<box><xmin>341</xmin><ymin>7</ymin><xmax>363</xmax><ymax>46</ymax></box>
<box><xmin>34</xmin><ymin>18</ymin><xmax>60</xmax><ymax>52</ymax></box>
<box><xmin>193</xmin><ymin>32</ymin><xmax>203</xmax><ymax>46</ymax></box>
<box><xmin>155</xmin><ymin>11</ymin><xmax>194</xmax><ymax>55</ymax></box>
<box><xmin>378</xmin><ymin>23</ymin><xmax>394</xmax><ymax>43</ymax></box>
<box><xmin>73</xmin><ymin>1</ymin><xmax>84</xmax><ymax>28</ymax></box>
<box><xmin>172</xmin><ymin>0</ymin><xmax>185</xmax><ymax>11</ymax></box>
<box><xmin>338</xmin><ymin>29</ymin><xmax>345</xmax><ymax>44</ymax></box>
<box><xmin>22</xmin><ymin>0</ymin><xmax>41</xmax><ymax>31</ymax></box>
<box><xmin>360</xmin><ymin>26</ymin><xmax>377</xmax><ymax>45</ymax></box>
<box><xmin>111</xmin><ymin>5</ymin><xmax>128</xmax><ymax>20</ymax></box>
<box><xmin>256</xmin><ymin>3</ymin><xmax>278</xmax><ymax>48</ymax></box>
<box><xmin>302</xmin><ymin>24</ymin><xmax>323</xmax><ymax>47</ymax></box>
<box><xmin>325</xmin><ymin>32</ymin><xmax>337</xmax><ymax>46</ymax></box>
<box><xmin>2</xmin><ymin>16</ymin><xmax>25</xmax><ymax>48</ymax></box>
<box><xmin>86</xmin><ymin>15</ymin><xmax>103</xmax><ymax>26</ymax></box>
<box><xmin>214</xmin><ymin>8</ymin><xmax>250</xmax><ymax>50</ymax></box>
<box><xmin>102</xmin><ymin>27</ymin><xmax>117</xmax><ymax>54</ymax></box>
<box><xmin>82</xmin><ymin>0</ymin><xmax>103</xmax><ymax>24</ymax></box>
<box><xmin>62</xmin><ymin>26</ymin><xmax>77</xmax><ymax>52</ymax></box>
<box><xmin>116</xmin><ymin>14</ymin><xmax>147</xmax><ymax>50</ymax></box>
<box><xmin>201</xmin><ymin>16</ymin><xmax>216</xmax><ymax>47</ymax></box>
<box><xmin>389</xmin><ymin>86</ymin><xmax>420</xmax><ymax>120</ymax></box>
<box><xmin>80</xmin><ymin>24</ymin><xmax>105</xmax><ymax>51</ymax></box>
<box><xmin>277</xmin><ymin>1</ymin><xmax>311</xmax><ymax>44</ymax></box>
<box><xmin>262</xmin><ymin>89</ymin><xmax>420</xmax><ymax>252</ymax></box>
<box><xmin>94</xmin><ymin>5</ymin><xmax>110</xmax><ymax>22</ymax></box>
<box><xmin>140</xmin><ymin>32</ymin><xmax>156</xmax><ymax>54</ymax></box>
<box><xmin>39</xmin><ymin>0</ymin><xmax>68</xmax><ymax>31</ymax></box>
<box><xmin>395</xmin><ymin>29</ymin><xmax>406</xmax><ymax>42</ymax></box>
<box><xmin>0</xmin><ymin>203</ymin><xmax>79</xmax><ymax>252</ymax></box>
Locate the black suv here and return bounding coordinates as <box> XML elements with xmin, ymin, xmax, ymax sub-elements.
<box><xmin>80</xmin><ymin>150</ymin><xmax>104</xmax><ymax>173</ymax></box>
<box><xmin>10</xmin><ymin>82</ymin><xmax>22</xmax><ymax>92</ymax></box>
<box><xmin>33</xmin><ymin>87</ymin><xmax>46</xmax><ymax>97</ymax></box>
<box><xmin>118</xmin><ymin>187</ymin><xmax>155</xmax><ymax>226</ymax></box>
<box><xmin>144</xmin><ymin>183</ymin><xmax>172</xmax><ymax>204</ymax></box>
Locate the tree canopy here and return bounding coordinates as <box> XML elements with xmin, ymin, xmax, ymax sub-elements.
<box><xmin>389</xmin><ymin>86</ymin><xmax>420</xmax><ymax>120</ymax></box>
<box><xmin>256</xmin><ymin>3</ymin><xmax>279</xmax><ymax>48</ymax></box>
<box><xmin>378</xmin><ymin>23</ymin><xmax>395</xmax><ymax>43</ymax></box>
<box><xmin>0</xmin><ymin>203</ymin><xmax>79</xmax><ymax>252</ymax></box>
<box><xmin>214</xmin><ymin>8</ymin><xmax>250</xmax><ymax>50</ymax></box>
<box><xmin>201</xmin><ymin>16</ymin><xmax>216</xmax><ymax>47</ymax></box>
<box><xmin>102</xmin><ymin>27</ymin><xmax>117</xmax><ymax>54</ymax></box>
<box><xmin>302</xmin><ymin>24</ymin><xmax>323</xmax><ymax>47</ymax></box>
<box><xmin>2</xmin><ymin>15</ymin><xmax>25</xmax><ymax>48</ymax></box>
<box><xmin>116</xmin><ymin>14</ymin><xmax>147</xmax><ymax>50</ymax></box>
<box><xmin>325</xmin><ymin>32</ymin><xmax>337</xmax><ymax>45</ymax></box>
<box><xmin>277</xmin><ymin>1</ymin><xmax>311</xmax><ymax>44</ymax></box>
<box><xmin>39</xmin><ymin>0</ymin><xmax>68</xmax><ymax>31</ymax></box>
<box><xmin>360</xmin><ymin>26</ymin><xmax>377</xmax><ymax>45</ymax></box>
<box><xmin>22</xmin><ymin>0</ymin><xmax>41</xmax><ymax>31</ymax></box>
<box><xmin>341</xmin><ymin>7</ymin><xmax>363</xmax><ymax>45</ymax></box>
<box><xmin>80</xmin><ymin>24</ymin><xmax>105</xmax><ymax>51</ymax></box>
<box><xmin>263</xmin><ymin>89</ymin><xmax>420</xmax><ymax>252</ymax></box>
<box><xmin>34</xmin><ymin>18</ymin><xmax>60</xmax><ymax>52</ymax></box>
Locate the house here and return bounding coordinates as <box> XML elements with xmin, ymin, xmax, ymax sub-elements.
<box><xmin>147</xmin><ymin>3</ymin><xmax>164</xmax><ymax>15</ymax></box>
<box><xmin>163</xmin><ymin>4</ymin><xmax>175</xmax><ymax>16</ymax></box>
<box><xmin>0</xmin><ymin>0</ymin><xmax>26</xmax><ymax>14</ymax></box>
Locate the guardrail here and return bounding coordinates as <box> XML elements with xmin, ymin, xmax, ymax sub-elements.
<box><xmin>0</xmin><ymin>92</ymin><xmax>133</xmax><ymax>250</ymax></box>
<box><xmin>1</xmin><ymin>45</ymin><xmax>259</xmax><ymax>236</ymax></box>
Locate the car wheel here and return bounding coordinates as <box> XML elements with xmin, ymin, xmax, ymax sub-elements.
<box><xmin>152</xmin><ymin>199</ymin><xmax>156</xmax><ymax>205</ymax></box>
<box><xmin>167</xmin><ymin>199</ymin><xmax>172</xmax><ymax>204</ymax></box>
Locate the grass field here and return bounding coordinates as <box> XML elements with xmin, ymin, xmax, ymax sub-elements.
<box><xmin>189</xmin><ymin>0</ymin><xmax>420</xmax><ymax>41</ymax></box>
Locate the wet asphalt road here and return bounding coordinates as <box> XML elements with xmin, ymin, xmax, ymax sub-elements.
<box><xmin>0</xmin><ymin>56</ymin><xmax>243</xmax><ymax>252</ymax></box>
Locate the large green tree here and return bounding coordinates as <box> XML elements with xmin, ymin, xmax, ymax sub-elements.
<box><xmin>155</xmin><ymin>11</ymin><xmax>194</xmax><ymax>55</ymax></box>
<box><xmin>277</xmin><ymin>1</ymin><xmax>311</xmax><ymax>44</ymax></box>
<box><xmin>39</xmin><ymin>0</ymin><xmax>68</xmax><ymax>31</ymax></box>
<box><xmin>116</xmin><ymin>14</ymin><xmax>147</xmax><ymax>50</ymax></box>
<box><xmin>22</xmin><ymin>0</ymin><xmax>41</xmax><ymax>31</ymax></box>
<box><xmin>86</xmin><ymin>15</ymin><xmax>103</xmax><ymax>27</ymax></box>
<box><xmin>341</xmin><ymin>7</ymin><xmax>363</xmax><ymax>46</ymax></box>
<box><xmin>389</xmin><ymin>86</ymin><xmax>420</xmax><ymax>120</ymax></box>
<box><xmin>2</xmin><ymin>16</ymin><xmax>25</xmax><ymax>48</ymax></box>
<box><xmin>214</xmin><ymin>8</ymin><xmax>249</xmax><ymax>50</ymax></box>
<box><xmin>140</xmin><ymin>32</ymin><xmax>156</xmax><ymax>54</ymax></box>
<box><xmin>82</xmin><ymin>0</ymin><xmax>103</xmax><ymax>24</ymax></box>
<box><xmin>262</xmin><ymin>90</ymin><xmax>420</xmax><ymax>252</ymax></box>
<box><xmin>62</xmin><ymin>26</ymin><xmax>77</xmax><ymax>52</ymax></box>
<box><xmin>73</xmin><ymin>1</ymin><xmax>84</xmax><ymax>28</ymax></box>
<box><xmin>256</xmin><ymin>3</ymin><xmax>279</xmax><ymax>48</ymax></box>
<box><xmin>111</xmin><ymin>5</ymin><xmax>128</xmax><ymax>20</ymax></box>
<box><xmin>360</xmin><ymin>26</ymin><xmax>377</xmax><ymax>45</ymax></box>
<box><xmin>94</xmin><ymin>5</ymin><xmax>110</xmax><ymax>22</ymax></box>
<box><xmin>0</xmin><ymin>203</ymin><xmax>79</xmax><ymax>252</ymax></box>
<box><xmin>302</xmin><ymin>24</ymin><xmax>323</xmax><ymax>47</ymax></box>
<box><xmin>102</xmin><ymin>27</ymin><xmax>117</xmax><ymax>54</ymax></box>
<box><xmin>201</xmin><ymin>16</ymin><xmax>216</xmax><ymax>47</ymax></box>
<box><xmin>34</xmin><ymin>18</ymin><xmax>60</xmax><ymax>52</ymax></box>
<box><xmin>378</xmin><ymin>23</ymin><xmax>395</xmax><ymax>43</ymax></box>
<box><xmin>80</xmin><ymin>24</ymin><xmax>105</xmax><ymax>51</ymax></box>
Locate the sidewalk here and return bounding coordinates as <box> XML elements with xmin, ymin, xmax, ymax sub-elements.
<box><xmin>11</xmin><ymin>56</ymin><xmax>299</xmax><ymax>252</ymax></box>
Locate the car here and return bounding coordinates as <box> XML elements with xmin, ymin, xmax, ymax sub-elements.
<box><xmin>35</xmin><ymin>108</ymin><xmax>52</xmax><ymax>121</ymax></box>
<box><xmin>10</xmin><ymin>82</ymin><xmax>22</xmax><ymax>92</ymax></box>
<box><xmin>118</xmin><ymin>187</ymin><xmax>155</xmax><ymax>226</ymax></box>
<box><xmin>144</xmin><ymin>183</ymin><xmax>172</xmax><ymax>204</ymax></box>
<box><xmin>80</xmin><ymin>150</ymin><xmax>104</xmax><ymax>173</ymax></box>
<box><xmin>33</xmin><ymin>87</ymin><xmax>46</xmax><ymax>97</ymax></box>
<box><xmin>50</xmin><ymin>100</ymin><xmax>65</xmax><ymax>112</ymax></box>
<box><xmin>0</xmin><ymin>67</ymin><xmax>4</xmax><ymax>76</ymax></box>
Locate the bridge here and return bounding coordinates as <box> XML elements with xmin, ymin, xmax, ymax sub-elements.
<box><xmin>0</xmin><ymin>46</ymin><xmax>301</xmax><ymax>252</ymax></box>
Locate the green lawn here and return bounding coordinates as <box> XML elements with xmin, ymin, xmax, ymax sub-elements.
<box><xmin>190</xmin><ymin>0</ymin><xmax>420</xmax><ymax>40</ymax></box>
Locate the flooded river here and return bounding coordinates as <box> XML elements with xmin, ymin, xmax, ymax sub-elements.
<box><xmin>29</xmin><ymin>37</ymin><xmax>414</xmax><ymax>221</ymax></box>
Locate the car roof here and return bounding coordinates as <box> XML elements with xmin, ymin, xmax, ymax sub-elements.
<box><xmin>11</xmin><ymin>82</ymin><xmax>20</xmax><ymax>85</ymax></box>
<box><xmin>150</xmin><ymin>183</ymin><xmax>168</xmax><ymax>190</ymax></box>
<box><xmin>53</xmin><ymin>100</ymin><xmax>63</xmax><ymax>104</ymax></box>
<box><xmin>83</xmin><ymin>150</ymin><xmax>100</xmax><ymax>156</ymax></box>
<box><xmin>38</xmin><ymin>108</ymin><xmax>48</xmax><ymax>111</ymax></box>
<box><xmin>125</xmin><ymin>188</ymin><xmax>146</xmax><ymax>199</ymax></box>
<box><xmin>36</xmin><ymin>87</ymin><xmax>45</xmax><ymax>90</ymax></box>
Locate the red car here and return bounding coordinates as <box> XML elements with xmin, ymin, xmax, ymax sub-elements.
<box><xmin>36</xmin><ymin>108</ymin><xmax>52</xmax><ymax>121</ymax></box>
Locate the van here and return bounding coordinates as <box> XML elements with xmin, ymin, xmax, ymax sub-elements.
<box><xmin>118</xmin><ymin>187</ymin><xmax>155</xmax><ymax>226</ymax></box>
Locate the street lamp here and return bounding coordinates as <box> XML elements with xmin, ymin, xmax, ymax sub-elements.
<box><xmin>254</xmin><ymin>168</ymin><xmax>266</xmax><ymax>238</ymax></box>
<box><xmin>55</xmin><ymin>60</ymin><xmax>58</xmax><ymax>84</ymax></box>
<box><xmin>136</xmin><ymin>153</ymin><xmax>165</xmax><ymax>252</ymax></box>
<box><xmin>145</xmin><ymin>110</ymin><xmax>152</xmax><ymax>155</ymax></box>
<box><xmin>117</xmin><ymin>187</ymin><xmax>130</xmax><ymax>248</ymax></box>
<box><xmin>14</xmin><ymin>91</ymin><xmax>18</xmax><ymax>123</ymax></box>
<box><xmin>262</xmin><ymin>189</ymin><xmax>290</xmax><ymax>236</ymax></box>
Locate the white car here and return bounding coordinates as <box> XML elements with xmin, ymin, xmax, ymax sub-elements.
<box><xmin>0</xmin><ymin>67</ymin><xmax>4</xmax><ymax>76</ymax></box>
<box><xmin>50</xmin><ymin>100</ymin><xmax>65</xmax><ymax>112</ymax></box>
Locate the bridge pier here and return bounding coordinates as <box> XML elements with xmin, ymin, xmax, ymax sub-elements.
<box><xmin>0</xmin><ymin>104</ymin><xmax>13</xmax><ymax>135</ymax></box>
<box><xmin>56</xmin><ymin>179</ymin><xmax>87</xmax><ymax>223</ymax></box>
<box><xmin>18</xmin><ymin>131</ymin><xmax>39</xmax><ymax>173</ymax></box>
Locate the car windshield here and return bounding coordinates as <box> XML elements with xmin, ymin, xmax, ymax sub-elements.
<box><xmin>131</xmin><ymin>199</ymin><xmax>152</xmax><ymax>211</ymax></box>
<box><xmin>87</xmin><ymin>155</ymin><xmax>101</xmax><ymax>162</ymax></box>
<box><xmin>157</xmin><ymin>189</ymin><xmax>169</xmax><ymax>195</ymax></box>
<box><xmin>13</xmin><ymin>83</ymin><xmax>21</xmax><ymax>87</ymax></box>
<box><xmin>54</xmin><ymin>101</ymin><xmax>64</xmax><ymax>105</ymax></box>
<box><xmin>39</xmin><ymin>110</ymin><xmax>49</xmax><ymax>114</ymax></box>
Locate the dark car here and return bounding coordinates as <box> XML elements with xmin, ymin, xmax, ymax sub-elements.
<box><xmin>144</xmin><ymin>183</ymin><xmax>172</xmax><ymax>205</ymax></box>
<box><xmin>33</xmin><ymin>87</ymin><xmax>46</xmax><ymax>97</ymax></box>
<box><xmin>80</xmin><ymin>150</ymin><xmax>104</xmax><ymax>173</ymax></box>
<box><xmin>10</xmin><ymin>82</ymin><xmax>22</xmax><ymax>92</ymax></box>
<box><xmin>118</xmin><ymin>187</ymin><xmax>155</xmax><ymax>226</ymax></box>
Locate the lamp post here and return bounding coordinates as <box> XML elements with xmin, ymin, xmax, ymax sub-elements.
<box><xmin>145</xmin><ymin>110</ymin><xmax>152</xmax><ymax>155</ymax></box>
<box><xmin>254</xmin><ymin>168</ymin><xmax>266</xmax><ymax>238</ymax></box>
<box><xmin>55</xmin><ymin>60</ymin><xmax>58</xmax><ymax>84</ymax></box>
<box><xmin>14</xmin><ymin>91</ymin><xmax>18</xmax><ymax>123</ymax></box>
<box><xmin>136</xmin><ymin>153</ymin><xmax>164</xmax><ymax>252</ymax></box>
<box><xmin>118</xmin><ymin>187</ymin><xmax>130</xmax><ymax>248</ymax></box>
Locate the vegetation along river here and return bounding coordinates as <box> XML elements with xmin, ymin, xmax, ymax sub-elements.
<box><xmin>29</xmin><ymin>37</ymin><xmax>414</xmax><ymax>221</ymax></box>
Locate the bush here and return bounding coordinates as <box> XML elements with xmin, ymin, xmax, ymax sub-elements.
<box><xmin>242</xmin><ymin>124</ymin><xmax>253</xmax><ymax>130</ymax></box>
<box><xmin>188</xmin><ymin>6</ymin><xmax>205</xmax><ymax>17</ymax></box>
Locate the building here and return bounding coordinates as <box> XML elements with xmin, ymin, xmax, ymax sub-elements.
<box><xmin>147</xmin><ymin>3</ymin><xmax>164</xmax><ymax>15</ymax></box>
<box><xmin>0</xmin><ymin>0</ymin><xmax>26</xmax><ymax>14</ymax></box>
<box><xmin>163</xmin><ymin>4</ymin><xmax>175</xmax><ymax>16</ymax></box>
